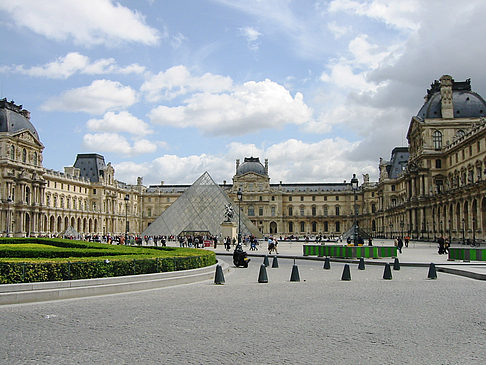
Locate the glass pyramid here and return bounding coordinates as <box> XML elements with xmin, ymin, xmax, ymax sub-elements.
<box><xmin>141</xmin><ymin>171</ymin><xmax>262</xmax><ymax>238</ymax></box>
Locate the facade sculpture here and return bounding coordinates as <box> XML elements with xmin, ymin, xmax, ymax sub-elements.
<box><xmin>1</xmin><ymin>75</ymin><xmax>486</xmax><ymax>242</ymax></box>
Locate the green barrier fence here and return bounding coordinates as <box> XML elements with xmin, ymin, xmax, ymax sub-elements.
<box><xmin>449</xmin><ymin>247</ymin><xmax>486</xmax><ymax>261</ymax></box>
<box><xmin>303</xmin><ymin>245</ymin><xmax>397</xmax><ymax>259</ymax></box>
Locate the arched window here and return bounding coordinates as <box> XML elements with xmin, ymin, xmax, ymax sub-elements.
<box><xmin>312</xmin><ymin>222</ymin><xmax>317</xmax><ymax>232</ymax></box>
<box><xmin>10</xmin><ymin>145</ymin><xmax>15</xmax><ymax>160</ymax></box>
<box><xmin>22</xmin><ymin>148</ymin><xmax>26</xmax><ymax>163</ymax></box>
<box><xmin>288</xmin><ymin>222</ymin><xmax>294</xmax><ymax>233</ymax></box>
<box><xmin>300</xmin><ymin>221</ymin><xmax>305</xmax><ymax>232</ymax></box>
<box><xmin>433</xmin><ymin>130</ymin><xmax>442</xmax><ymax>150</ymax></box>
<box><xmin>311</xmin><ymin>206</ymin><xmax>316</xmax><ymax>216</ymax></box>
<box><xmin>33</xmin><ymin>152</ymin><xmax>38</xmax><ymax>166</ymax></box>
<box><xmin>288</xmin><ymin>206</ymin><xmax>293</xmax><ymax>216</ymax></box>
<box><xmin>248</xmin><ymin>205</ymin><xmax>255</xmax><ymax>216</ymax></box>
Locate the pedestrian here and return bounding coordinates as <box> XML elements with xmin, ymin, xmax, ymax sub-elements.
<box><xmin>438</xmin><ymin>236</ymin><xmax>445</xmax><ymax>254</ymax></box>
<box><xmin>404</xmin><ymin>236</ymin><xmax>409</xmax><ymax>248</ymax></box>
<box><xmin>368</xmin><ymin>237</ymin><xmax>373</xmax><ymax>246</ymax></box>
<box><xmin>444</xmin><ymin>238</ymin><xmax>450</xmax><ymax>254</ymax></box>
<box><xmin>397</xmin><ymin>237</ymin><xmax>403</xmax><ymax>254</ymax></box>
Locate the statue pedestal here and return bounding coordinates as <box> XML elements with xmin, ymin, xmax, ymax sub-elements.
<box><xmin>221</xmin><ymin>221</ymin><xmax>237</xmax><ymax>241</ymax></box>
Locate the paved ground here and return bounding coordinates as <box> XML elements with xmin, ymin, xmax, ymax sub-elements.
<box><xmin>1</xmin><ymin>252</ymin><xmax>486</xmax><ymax>364</ymax></box>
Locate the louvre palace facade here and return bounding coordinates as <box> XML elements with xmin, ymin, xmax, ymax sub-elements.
<box><xmin>1</xmin><ymin>74</ymin><xmax>486</xmax><ymax>242</ymax></box>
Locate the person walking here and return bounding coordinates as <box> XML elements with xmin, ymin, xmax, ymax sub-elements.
<box><xmin>397</xmin><ymin>237</ymin><xmax>404</xmax><ymax>254</ymax></box>
<box><xmin>368</xmin><ymin>237</ymin><xmax>373</xmax><ymax>246</ymax></box>
<box><xmin>438</xmin><ymin>236</ymin><xmax>445</xmax><ymax>254</ymax></box>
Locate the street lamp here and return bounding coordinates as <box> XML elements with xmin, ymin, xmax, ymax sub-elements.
<box><xmin>237</xmin><ymin>188</ymin><xmax>243</xmax><ymax>244</ymax></box>
<box><xmin>124</xmin><ymin>194</ymin><xmax>129</xmax><ymax>245</ymax></box>
<box><xmin>351</xmin><ymin>174</ymin><xmax>358</xmax><ymax>246</ymax></box>
<box><xmin>462</xmin><ymin>218</ymin><xmax>465</xmax><ymax>245</ymax></box>
<box><xmin>472</xmin><ymin>217</ymin><xmax>476</xmax><ymax>246</ymax></box>
<box><xmin>400</xmin><ymin>220</ymin><xmax>404</xmax><ymax>239</ymax></box>
<box><xmin>6</xmin><ymin>196</ymin><xmax>12</xmax><ymax>237</ymax></box>
<box><xmin>448</xmin><ymin>218</ymin><xmax>452</xmax><ymax>245</ymax></box>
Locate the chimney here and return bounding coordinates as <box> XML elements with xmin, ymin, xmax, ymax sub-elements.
<box><xmin>264</xmin><ymin>158</ymin><xmax>268</xmax><ymax>174</ymax></box>
<box><xmin>236</xmin><ymin>159</ymin><xmax>240</xmax><ymax>173</ymax></box>
<box><xmin>440</xmin><ymin>75</ymin><xmax>454</xmax><ymax>119</ymax></box>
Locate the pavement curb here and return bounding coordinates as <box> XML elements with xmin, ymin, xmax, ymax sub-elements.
<box><xmin>0</xmin><ymin>260</ymin><xmax>229</xmax><ymax>305</ymax></box>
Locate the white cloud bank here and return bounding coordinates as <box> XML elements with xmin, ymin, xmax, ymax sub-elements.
<box><xmin>42</xmin><ymin>79</ymin><xmax>137</xmax><ymax>114</ymax></box>
<box><xmin>114</xmin><ymin>138</ymin><xmax>376</xmax><ymax>185</ymax></box>
<box><xmin>86</xmin><ymin>111</ymin><xmax>152</xmax><ymax>136</ymax></box>
<box><xmin>4</xmin><ymin>52</ymin><xmax>145</xmax><ymax>79</ymax></box>
<box><xmin>0</xmin><ymin>0</ymin><xmax>159</xmax><ymax>46</ymax></box>
<box><xmin>147</xmin><ymin>75</ymin><xmax>313</xmax><ymax>136</ymax></box>
<box><xmin>83</xmin><ymin>133</ymin><xmax>157</xmax><ymax>157</ymax></box>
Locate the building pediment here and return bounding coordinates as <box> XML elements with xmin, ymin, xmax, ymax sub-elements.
<box><xmin>11</xmin><ymin>129</ymin><xmax>44</xmax><ymax>148</ymax></box>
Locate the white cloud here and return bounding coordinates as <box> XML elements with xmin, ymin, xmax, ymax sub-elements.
<box><xmin>148</xmin><ymin>79</ymin><xmax>313</xmax><ymax>136</ymax></box>
<box><xmin>6</xmin><ymin>52</ymin><xmax>145</xmax><ymax>79</ymax></box>
<box><xmin>327</xmin><ymin>21</ymin><xmax>351</xmax><ymax>39</ymax></box>
<box><xmin>0</xmin><ymin>0</ymin><xmax>159</xmax><ymax>46</ymax></box>
<box><xmin>42</xmin><ymin>80</ymin><xmax>137</xmax><ymax>114</ymax></box>
<box><xmin>328</xmin><ymin>0</ymin><xmax>420</xmax><ymax>31</ymax></box>
<box><xmin>141</xmin><ymin>65</ymin><xmax>233</xmax><ymax>102</ymax></box>
<box><xmin>113</xmin><ymin>138</ymin><xmax>376</xmax><ymax>185</ymax></box>
<box><xmin>86</xmin><ymin>111</ymin><xmax>152</xmax><ymax>136</ymax></box>
<box><xmin>83</xmin><ymin>133</ymin><xmax>157</xmax><ymax>156</ymax></box>
<box><xmin>240</xmin><ymin>26</ymin><xmax>262</xmax><ymax>51</ymax></box>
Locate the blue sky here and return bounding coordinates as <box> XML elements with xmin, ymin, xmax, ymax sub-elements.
<box><xmin>1</xmin><ymin>0</ymin><xmax>486</xmax><ymax>185</ymax></box>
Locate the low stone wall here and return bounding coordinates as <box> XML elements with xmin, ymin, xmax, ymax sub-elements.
<box><xmin>449</xmin><ymin>247</ymin><xmax>486</xmax><ymax>261</ymax></box>
<box><xmin>303</xmin><ymin>245</ymin><xmax>397</xmax><ymax>259</ymax></box>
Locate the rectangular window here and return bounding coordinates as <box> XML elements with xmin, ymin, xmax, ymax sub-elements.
<box><xmin>324</xmin><ymin>221</ymin><xmax>329</xmax><ymax>232</ymax></box>
<box><xmin>335</xmin><ymin>221</ymin><xmax>340</xmax><ymax>232</ymax></box>
<box><xmin>288</xmin><ymin>207</ymin><xmax>293</xmax><ymax>216</ymax></box>
<box><xmin>300</xmin><ymin>222</ymin><xmax>305</xmax><ymax>232</ymax></box>
<box><xmin>335</xmin><ymin>206</ymin><xmax>340</xmax><ymax>216</ymax></box>
<box><xmin>478</xmin><ymin>140</ymin><xmax>481</xmax><ymax>152</ymax></box>
<box><xmin>248</xmin><ymin>206</ymin><xmax>255</xmax><ymax>216</ymax></box>
<box><xmin>271</xmin><ymin>196</ymin><xmax>275</xmax><ymax>201</ymax></box>
<box><xmin>391</xmin><ymin>185</ymin><xmax>395</xmax><ymax>191</ymax></box>
<box><xmin>271</xmin><ymin>206</ymin><xmax>276</xmax><ymax>216</ymax></box>
<box><xmin>93</xmin><ymin>189</ymin><xmax>96</xmax><ymax>194</ymax></box>
<box><xmin>259</xmin><ymin>207</ymin><xmax>263</xmax><ymax>216</ymax></box>
<box><xmin>289</xmin><ymin>196</ymin><xmax>292</xmax><ymax>202</ymax></box>
<box><xmin>324</xmin><ymin>196</ymin><xmax>327</xmax><ymax>201</ymax></box>
<box><xmin>300</xmin><ymin>207</ymin><xmax>305</xmax><ymax>216</ymax></box>
<box><xmin>336</xmin><ymin>196</ymin><xmax>339</xmax><ymax>201</ymax></box>
<box><xmin>435</xmin><ymin>159</ymin><xmax>442</xmax><ymax>169</ymax></box>
<box><xmin>300</xmin><ymin>196</ymin><xmax>304</xmax><ymax>201</ymax></box>
<box><xmin>312</xmin><ymin>196</ymin><xmax>316</xmax><ymax>201</ymax></box>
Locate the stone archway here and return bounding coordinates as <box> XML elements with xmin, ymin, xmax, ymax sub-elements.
<box><xmin>270</xmin><ymin>221</ymin><xmax>277</xmax><ymax>234</ymax></box>
<box><xmin>25</xmin><ymin>213</ymin><xmax>30</xmax><ymax>237</ymax></box>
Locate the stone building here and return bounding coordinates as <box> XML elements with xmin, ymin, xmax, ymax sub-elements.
<box><xmin>1</xmin><ymin>75</ymin><xmax>486</xmax><ymax>242</ymax></box>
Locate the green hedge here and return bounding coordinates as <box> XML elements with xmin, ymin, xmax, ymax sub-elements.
<box><xmin>0</xmin><ymin>238</ymin><xmax>216</xmax><ymax>284</ymax></box>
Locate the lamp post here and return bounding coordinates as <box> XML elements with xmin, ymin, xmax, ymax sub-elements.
<box><xmin>472</xmin><ymin>217</ymin><xmax>476</xmax><ymax>246</ymax></box>
<box><xmin>389</xmin><ymin>223</ymin><xmax>393</xmax><ymax>239</ymax></box>
<box><xmin>6</xmin><ymin>196</ymin><xmax>12</xmax><ymax>237</ymax></box>
<box><xmin>400</xmin><ymin>220</ymin><xmax>404</xmax><ymax>239</ymax></box>
<box><xmin>440</xmin><ymin>220</ymin><xmax>443</xmax><ymax>236</ymax></box>
<box><xmin>237</xmin><ymin>188</ymin><xmax>242</xmax><ymax>244</ymax></box>
<box><xmin>351</xmin><ymin>174</ymin><xmax>358</xmax><ymax>246</ymax></box>
<box><xmin>462</xmin><ymin>218</ymin><xmax>465</xmax><ymax>245</ymax></box>
<box><xmin>448</xmin><ymin>218</ymin><xmax>452</xmax><ymax>245</ymax></box>
<box><xmin>124</xmin><ymin>194</ymin><xmax>129</xmax><ymax>245</ymax></box>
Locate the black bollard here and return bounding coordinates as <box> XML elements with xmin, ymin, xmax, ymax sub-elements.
<box><xmin>214</xmin><ymin>264</ymin><xmax>225</xmax><ymax>285</ymax></box>
<box><xmin>323</xmin><ymin>257</ymin><xmax>331</xmax><ymax>270</ymax></box>
<box><xmin>263</xmin><ymin>255</ymin><xmax>269</xmax><ymax>267</ymax></box>
<box><xmin>358</xmin><ymin>257</ymin><xmax>365</xmax><ymax>270</ymax></box>
<box><xmin>341</xmin><ymin>264</ymin><xmax>351</xmax><ymax>281</ymax></box>
<box><xmin>272</xmin><ymin>256</ymin><xmax>279</xmax><ymax>268</ymax></box>
<box><xmin>427</xmin><ymin>263</ymin><xmax>437</xmax><ymax>279</ymax></box>
<box><xmin>258</xmin><ymin>264</ymin><xmax>268</xmax><ymax>283</ymax></box>
<box><xmin>383</xmin><ymin>263</ymin><xmax>392</xmax><ymax>280</ymax></box>
<box><xmin>290</xmin><ymin>264</ymin><xmax>300</xmax><ymax>282</ymax></box>
<box><xmin>393</xmin><ymin>257</ymin><xmax>400</xmax><ymax>271</ymax></box>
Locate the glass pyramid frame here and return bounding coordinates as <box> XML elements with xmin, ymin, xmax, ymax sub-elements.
<box><xmin>141</xmin><ymin>171</ymin><xmax>262</xmax><ymax>238</ymax></box>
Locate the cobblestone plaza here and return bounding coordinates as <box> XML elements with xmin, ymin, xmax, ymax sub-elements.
<box><xmin>1</xmin><ymin>242</ymin><xmax>485</xmax><ymax>364</ymax></box>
